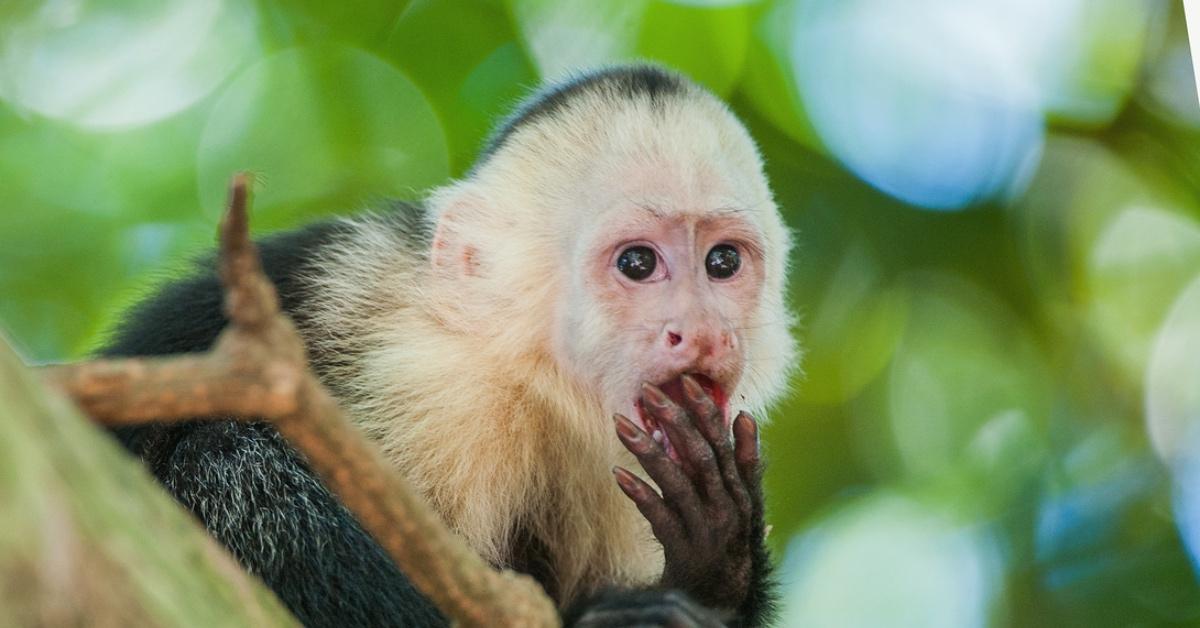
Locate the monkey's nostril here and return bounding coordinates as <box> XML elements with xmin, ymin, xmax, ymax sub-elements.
<box><xmin>667</xmin><ymin>332</ymin><xmax>683</xmax><ymax>347</ymax></box>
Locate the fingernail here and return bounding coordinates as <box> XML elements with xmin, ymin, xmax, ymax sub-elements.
<box><xmin>681</xmin><ymin>374</ymin><xmax>704</xmax><ymax>400</ymax></box>
<box><xmin>642</xmin><ymin>383</ymin><xmax>669</xmax><ymax>407</ymax></box>
<box><xmin>612</xmin><ymin>466</ymin><xmax>636</xmax><ymax>491</ymax></box>
<box><xmin>740</xmin><ymin>411</ymin><xmax>758</xmax><ymax>436</ymax></box>
<box><xmin>614</xmin><ymin>414</ymin><xmax>642</xmax><ymax>441</ymax></box>
<box><xmin>737</xmin><ymin>411</ymin><xmax>761</xmax><ymax>453</ymax></box>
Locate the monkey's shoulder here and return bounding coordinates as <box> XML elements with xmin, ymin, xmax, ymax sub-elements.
<box><xmin>101</xmin><ymin>200</ymin><xmax>427</xmax><ymax>360</ymax></box>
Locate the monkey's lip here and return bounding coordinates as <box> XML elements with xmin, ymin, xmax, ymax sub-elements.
<box><xmin>633</xmin><ymin>373</ymin><xmax>728</xmax><ymax>461</ymax></box>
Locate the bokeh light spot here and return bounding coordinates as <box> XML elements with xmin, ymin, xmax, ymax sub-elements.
<box><xmin>1087</xmin><ymin>206</ymin><xmax>1200</xmax><ymax>381</ymax></box>
<box><xmin>779</xmin><ymin>493</ymin><xmax>1002</xmax><ymax>628</ymax></box>
<box><xmin>790</xmin><ymin>0</ymin><xmax>1044</xmax><ymax>210</ymax></box>
<box><xmin>509</xmin><ymin>0</ymin><xmax>644</xmax><ymax>80</ymax></box>
<box><xmin>0</xmin><ymin>0</ymin><xmax>258</xmax><ymax>130</ymax></box>
<box><xmin>879</xmin><ymin>273</ymin><xmax>1047</xmax><ymax>479</ymax></box>
<box><xmin>796</xmin><ymin>242</ymin><xmax>910</xmax><ymax>405</ymax></box>
<box><xmin>1147</xmin><ymin>274</ymin><xmax>1200</xmax><ymax>464</ymax></box>
<box><xmin>197</xmin><ymin>46</ymin><xmax>449</xmax><ymax>228</ymax></box>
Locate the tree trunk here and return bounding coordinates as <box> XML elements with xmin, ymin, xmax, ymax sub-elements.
<box><xmin>0</xmin><ymin>336</ymin><xmax>295</xmax><ymax>627</ymax></box>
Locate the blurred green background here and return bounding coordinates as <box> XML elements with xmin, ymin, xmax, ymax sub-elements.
<box><xmin>2</xmin><ymin>0</ymin><xmax>1200</xmax><ymax>625</ymax></box>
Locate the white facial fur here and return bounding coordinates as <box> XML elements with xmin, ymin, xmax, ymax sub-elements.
<box><xmin>429</xmin><ymin>72</ymin><xmax>797</xmax><ymax>431</ymax></box>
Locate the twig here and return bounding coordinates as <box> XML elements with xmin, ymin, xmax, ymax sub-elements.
<box><xmin>42</xmin><ymin>174</ymin><xmax>559</xmax><ymax>628</ymax></box>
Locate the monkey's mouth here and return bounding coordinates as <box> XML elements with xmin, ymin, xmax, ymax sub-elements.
<box><xmin>634</xmin><ymin>373</ymin><xmax>728</xmax><ymax>461</ymax></box>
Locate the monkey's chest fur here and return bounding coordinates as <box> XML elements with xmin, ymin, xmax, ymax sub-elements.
<box><xmin>291</xmin><ymin>211</ymin><xmax>665</xmax><ymax>606</ymax></box>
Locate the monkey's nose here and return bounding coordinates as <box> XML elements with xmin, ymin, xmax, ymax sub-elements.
<box><xmin>663</xmin><ymin>328</ymin><xmax>727</xmax><ymax>362</ymax></box>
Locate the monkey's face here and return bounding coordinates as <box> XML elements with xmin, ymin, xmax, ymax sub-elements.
<box><xmin>438</xmin><ymin>85</ymin><xmax>797</xmax><ymax>442</ymax></box>
<box><xmin>558</xmin><ymin>204</ymin><xmax>768</xmax><ymax>453</ymax></box>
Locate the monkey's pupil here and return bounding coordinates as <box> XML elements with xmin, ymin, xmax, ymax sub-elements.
<box><xmin>617</xmin><ymin>246</ymin><xmax>656</xmax><ymax>280</ymax></box>
<box><xmin>706</xmin><ymin>244</ymin><xmax>740</xmax><ymax>279</ymax></box>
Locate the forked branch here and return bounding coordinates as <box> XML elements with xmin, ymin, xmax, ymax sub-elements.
<box><xmin>43</xmin><ymin>174</ymin><xmax>559</xmax><ymax>628</ymax></box>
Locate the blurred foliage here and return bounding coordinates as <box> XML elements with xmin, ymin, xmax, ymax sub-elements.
<box><xmin>2</xmin><ymin>0</ymin><xmax>1200</xmax><ymax>625</ymax></box>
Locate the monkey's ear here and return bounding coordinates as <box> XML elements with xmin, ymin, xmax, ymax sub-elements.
<box><xmin>430</xmin><ymin>212</ymin><xmax>481</xmax><ymax>279</ymax></box>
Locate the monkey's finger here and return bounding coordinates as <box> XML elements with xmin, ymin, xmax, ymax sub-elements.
<box><xmin>656</xmin><ymin>590</ymin><xmax>728</xmax><ymax>628</ymax></box>
<box><xmin>679</xmin><ymin>375</ymin><xmax>731</xmax><ymax>451</ymax></box>
<box><xmin>613</xmin><ymin>466</ymin><xmax>683</xmax><ymax>543</ymax></box>
<box><xmin>614</xmin><ymin>413</ymin><xmax>704</xmax><ymax>529</ymax></box>
<box><xmin>575</xmin><ymin>602</ymin><xmax>719</xmax><ymax>628</ymax></box>
<box><xmin>733</xmin><ymin>412</ymin><xmax>766</xmax><ymax>526</ymax></box>
<box><xmin>733</xmin><ymin>412</ymin><xmax>762</xmax><ymax>490</ymax></box>
<box><xmin>680</xmin><ymin>375</ymin><xmax>748</xmax><ymax>516</ymax></box>
<box><xmin>641</xmin><ymin>384</ymin><xmax>724</xmax><ymax>500</ymax></box>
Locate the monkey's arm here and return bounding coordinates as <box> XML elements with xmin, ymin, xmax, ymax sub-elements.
<box><xmin>124</xmin><ymin>420</ymin><xmax>448</xmax><ymax>627</ymax></box>
<box><xmin>612</xmin><ymin>378</ymin><xmax>776</xmax><ymax>627</ymax></box>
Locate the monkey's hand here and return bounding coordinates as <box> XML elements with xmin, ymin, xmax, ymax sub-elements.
<box><xmin>566</xmin><ymin>589</ymin><xmax>727</xmax><ymax>628</ymax></box>
<box><xmin>613</xmin><ymin>375</ymin><xmax>772</xmax><ymax>625</ymax></box>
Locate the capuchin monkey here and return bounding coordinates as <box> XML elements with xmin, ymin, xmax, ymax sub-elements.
<box><xmin>104</xmin><ymin>65</ymin><xmax>796</xmax><ymax>627</ymax></box>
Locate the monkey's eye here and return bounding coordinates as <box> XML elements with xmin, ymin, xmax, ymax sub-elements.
<box><xmin>706</xmin><ymin>244</ymin><xmax>741</xmax><ymax>280</ymax></box>
<box><xmin>616</xmin><ymin>246</ymin><xmax>658</xmax><ymax>281</ymax></box>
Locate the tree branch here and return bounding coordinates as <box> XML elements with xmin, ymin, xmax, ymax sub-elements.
<box><xmin>42</xmin><ymin>174</ymin><xmax>559</xmax><ymax>628</ymax></box>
